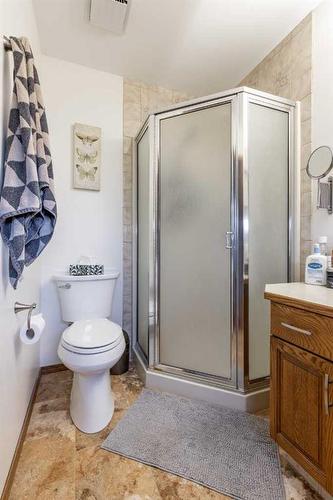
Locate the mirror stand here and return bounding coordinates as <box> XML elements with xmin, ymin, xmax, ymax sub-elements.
<box><xmin>317</xmin><ymin>176</ymin><xmax>333</xmax><ymax>214</ymax></box>
<box><xmin>306</xmin><ymin>145</ymin><xmax>333</xmax><ymax>214</ymax></box>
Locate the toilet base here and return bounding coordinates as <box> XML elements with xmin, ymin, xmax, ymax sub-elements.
<box><xmin>70</xmin><ymin>370</ymin><xmax>114</xmax><ymax>433</ymax></box>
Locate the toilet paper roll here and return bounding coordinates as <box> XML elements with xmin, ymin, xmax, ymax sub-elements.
<box><xmin>19</xmin><ymin>313</ymin><xmax>46</xmax><ymax>345</ymax></box>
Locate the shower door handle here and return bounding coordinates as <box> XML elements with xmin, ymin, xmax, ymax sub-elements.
<box><xmin>225</xmin><ymin>231</ymin><xmax>234</xmax><ymax>249</ymax></box>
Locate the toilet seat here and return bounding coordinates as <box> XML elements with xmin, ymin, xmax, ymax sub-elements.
<box><xmin>61</xmin><ymin>336</ymin><xmax>123</xmax><ymax>355</ymax></box>
<box><xmin>61</xmin><ymin>318</ymin><xmax>123</xmax><ymax>355</ymax></box>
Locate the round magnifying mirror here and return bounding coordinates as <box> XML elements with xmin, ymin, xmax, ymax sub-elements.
<box><xmin>306</xmin><ymin>145</ymin><xmax>333</xmax><ymax>179</ymax></box>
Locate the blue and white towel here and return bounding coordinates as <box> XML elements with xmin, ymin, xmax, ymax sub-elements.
<box><xmin>0</xmin><ymin>37</ymin><xmax>57</xmax><ymax>288</ymax></box>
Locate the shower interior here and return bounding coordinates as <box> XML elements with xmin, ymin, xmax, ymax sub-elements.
<box><xmin>132</xmin><ymin>87</ymin><xmax>299</xmax><ymax>411</ymax></box>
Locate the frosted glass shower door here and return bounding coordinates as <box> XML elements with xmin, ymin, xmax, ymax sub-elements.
<box><xmin>247</xmin><ymin>102</ymin><xmax>289</xmax><ymax>381</ymax></box>
<box><xmin>158</xmin><ymin>103</ymin><xmax>232</xmax><ymax>379</ymax></box>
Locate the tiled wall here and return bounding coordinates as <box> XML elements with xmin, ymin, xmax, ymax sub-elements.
<box><xmin>122</xmin><ymin>80</ymin><xmax>191</xmax><ymax>336</ymax></box>
<box><xmin>239</xmin><ymin>14</ymin><xmax>312</xmax><ymax>278</ymax></box>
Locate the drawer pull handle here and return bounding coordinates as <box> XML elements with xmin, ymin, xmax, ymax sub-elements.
<box><xmin>281</xmin><ymin>322</ymin><xmax>312</xmax><ymax>336</ymax></box>
<box><xmin>324</xmin><ymin>374</ymin><xmax>333</xmax><ymax>416</ymax></box>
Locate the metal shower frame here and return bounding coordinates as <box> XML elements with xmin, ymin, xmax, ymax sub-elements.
<box><xmin>132</xmin><ymin>86</ymin><xmax>300</xmax><ymax>394</ymax></box>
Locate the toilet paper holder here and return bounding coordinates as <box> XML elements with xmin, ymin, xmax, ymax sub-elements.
<box><xmin>14</xmin><ymin>302</ymin><xmax>37</xmax><ymax>330</ymax></box>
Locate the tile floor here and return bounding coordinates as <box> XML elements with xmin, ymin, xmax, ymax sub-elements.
<box><xmin>9</xmin><ymin>365</ymin><xmax>323</xmax><ymax>500</ymax></box>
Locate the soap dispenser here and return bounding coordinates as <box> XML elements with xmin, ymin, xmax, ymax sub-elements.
<box><xmin>305</xmin><ymin>243</ymin><xmax>327</xmax><ymax>286</ymax></box>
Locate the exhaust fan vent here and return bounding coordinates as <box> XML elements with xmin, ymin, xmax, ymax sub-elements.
<box><xmin>90</xmin><ymin>0</ymin><xmax>130</xmax><ymax>35</ymax></box>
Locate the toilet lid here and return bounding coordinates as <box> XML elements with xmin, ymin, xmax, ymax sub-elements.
<box><xmin>63</xmin><ymin>318</ymin><xmax>122</xmax><ymax>349</ymax></box>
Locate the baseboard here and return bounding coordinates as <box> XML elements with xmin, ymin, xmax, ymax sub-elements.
<box><xmin>1</xmin><ymin>368</ymin><xmax>42</xmax><ymax>500</ymax></box>
<box><xmin>40</xmin><ymin>363</ymin><xmax>67</xmax><ymax>374</ymax></box>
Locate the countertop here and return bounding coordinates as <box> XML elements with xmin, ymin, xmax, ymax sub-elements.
<box><xmin>264</xmin><ymin>282</ymin><xmax>333</xmax><ymax>315</ymax></box>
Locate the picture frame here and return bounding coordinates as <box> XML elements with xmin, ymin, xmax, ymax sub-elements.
<box><xmin>73</xmin><ymin>123</ymin><xmax>101</xmax><ymax>191</ymax></box>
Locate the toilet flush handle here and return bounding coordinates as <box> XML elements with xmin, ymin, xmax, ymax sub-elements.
<box><xmin>58</xmin><ymin>283</ymin><xmax>71</xmax><ymax>289</ymax></box>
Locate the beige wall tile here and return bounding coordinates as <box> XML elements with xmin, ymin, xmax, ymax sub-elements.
<box><xmin>301</xmin><ymin>118</ymin><xmax>311</xmax><ymax>147</ymax></box>
<box><xmin>301</xmin><ymin>191</ymin><xmax>312</xmax><ymax>217</ymax></box>
<box><xmin>140</xmin><ymin>86</ymin><xmax>150</xmax><ymax>123</ymax></box>
<box><xmin>254</xmin><ymin>62</ymin><xmax>276</xmax><ymax>94</ymax></box>
<box><xmin>172</xmin><ymin>90</ymin><xmax>194</xmax><ymax>103</ymax></box>
<box><xmin>124</xmin><ymin>81</ymin><xmax>141</xmax><ymax>99</ymax></box>
<box><xmin>123</xmin><ymin>188</ymin><xmax>132</xmax><ymax>208</ymax></box>
<box><xmin>123</xmin><ymin>293</ymin><xmax>132</xmax><ymax>316</ymax></box>
<box><xmin>123</xmin><ymin>224</ymin><xmax>132</xmax><ymax>243</ymax></box>
<box><xmin>124</xmin><ymin>136</ymin><xmax>132</xmax><ymax>155</ymax></box>
<box><xmin>290</xmin><ymin>68</ymin><xmax>311</xmax><ymax>101</ymax></box>
<box><xmin>123</xmin><ymin>206</ymin><xmax>132</xmax><ymax>225</ymax></box>
<box><xmin>123</xmin><ymin>242</ymin><xmax>132</xmax><ymax>263</ymax></box>
<box><xmin>125</xmin><ymin>78</ymin><xmax>152</xmax><ymax>90</ymax></box>
<box><xmin>123</xmin><ymin>153</ymin><xmax>132</xmax><ymax>173</ymax></box>
<box><xmin>123</xmin><ymin>271</ymin><xmax>132</xmax><ymax>295</ymax></box>
<box><xmin>300</xmin><ymin>215</ymin><xmax>311</xmax><ymax>241</ymax></box>
<box><xmin>301</xmin><ymin>240</ymin><xmax>312</xmax><ymax>263</ymax></box>
<box><xmin>239</xmin><ymin>67</ymin><xmax>258</xmax><ymax>88</ymax></box>
<box><xmin>267</xmin><ymin>31</ymin><xmax>293</xmax><ymax>62</ymax></box>
<box><xmin>122</xmin><ymin>311</ymin><xmax>132</xmax><ymax>334</ymax></box>
<box><xmin>301</xmin><ymin>168</ymin><xmax>311</xmax><ymax>194</ymax></box>
<box><xmin>124</xmin><ymin>119</ymin><xmax>141</xmax><ymax>139</ymax></box>
<box><xmin>301</xmin><ymin>142</ymin><xmax>311</xmax><ymax>172</ymax></box>
<box><xmin>291</xmin><ymin>22</ymin><xmax>311</xmax><ymax>73</ymax></box>
<box><xmin>123</xmin><ymin>168</ymin><xmax>132</xmax><ymax>189</ymax></box>
<box><xmin>141</xmin><ymin>86</ymin><xmax>174</xmax><ymax>122</ymax></box>
<box><xmin>300</xmin><ymin>94</ymin><xmax>311</xmax><ymax>123</ymax></box>
<box><xmin>122</xmin><ymin>267</ymin><xmax>131</xmax><ymax>289</ymax></box>
<box><xmin>275</xmin><ymin>43</ymin><xmax>294</xmax><ymax>79</ymax></box>
<box><xmin>274</xmin><ymin>76</ymin><xmax>291</xmax><ymax>99</ymax></box>
<box><xmin>124</xmin><ymin>83</ymin><xmax>141</xmax><ymax>137</ymax></box>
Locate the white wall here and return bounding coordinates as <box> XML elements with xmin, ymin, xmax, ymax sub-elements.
<box><xmin>0</xmin><ymin>0</ymin><xmax>42</xmax><ymax>493</ymax></box>
<box><xmin>0</xmin><ymin>3</ymin><xmax>124</xmax><ymax>489</ymax></box>
<box><xmin>39</xmin><ymin>56</ymin><xmax>123</xmax><ymax>366</ymax></box>
<box><xmin>311</xmin><ymin>0</ymin><xmax>333</xmax><ymax>247</ymax></box>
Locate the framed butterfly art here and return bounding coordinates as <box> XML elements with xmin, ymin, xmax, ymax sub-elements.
<box><xmin>73</xmin><ymin>123</ymin><xmax>101</xmax><ymax>191</ymax></box>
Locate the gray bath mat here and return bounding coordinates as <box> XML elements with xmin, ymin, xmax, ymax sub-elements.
<box><xmin>102</xmin><ymin>389</ymin><xmax>285</xmax><ymax>500</ymax></box>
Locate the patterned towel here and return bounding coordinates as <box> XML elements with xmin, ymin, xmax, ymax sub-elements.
<box><xmin>0</xmin><ymin>37</ymin><xmax>57</xmax><ymax>288</ymax></box>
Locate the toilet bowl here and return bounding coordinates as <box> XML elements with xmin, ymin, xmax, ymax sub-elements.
<box><xmin>58</xmin><ymin>318</ymin><xmax>125</xmax><ymax>433</ymax></box>
<box><xmin>54</xmin><ymin>271</ymin><xmax>124</xmax><ymax>433</ymax></box>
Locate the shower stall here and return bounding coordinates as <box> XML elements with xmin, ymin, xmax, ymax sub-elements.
<box><xmin>132</xmin><ymin>87</ymin><xmax>299</xmax><ymax>411</ymax></box>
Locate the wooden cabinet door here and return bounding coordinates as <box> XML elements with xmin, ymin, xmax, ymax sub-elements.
<box><xmin>270</xmin><ymin>337</ymin><xmax>333</xmax><ymax>494</ymax></box>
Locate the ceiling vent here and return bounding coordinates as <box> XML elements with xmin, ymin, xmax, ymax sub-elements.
<box><xmin>89</xmin><ymin>0</ymin><xmax>130</xmax><ymax>35</ymax></box>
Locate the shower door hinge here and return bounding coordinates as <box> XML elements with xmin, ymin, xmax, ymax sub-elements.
<box><xmin>225</xmin><ymin>231</ymin><xmax>234</xmax><ymax>249</ymax></box>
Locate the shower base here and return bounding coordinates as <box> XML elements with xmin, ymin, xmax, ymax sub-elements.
<box><xmin>133</xmin><ymin>350</ymin><xmax>269</xmax><ymax>413</ymax></box>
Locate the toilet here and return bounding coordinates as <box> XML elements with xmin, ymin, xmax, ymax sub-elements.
<box><xmin>53</xmin><ymin>271</ymin><xmax>125</xmax><ymax>434</ymax></box>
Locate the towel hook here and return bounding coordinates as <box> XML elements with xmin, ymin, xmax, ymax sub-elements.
<box><xmin>3</xmin><ymin>35</ymin><xmax>11</xmax><ymax>51</ymax></box>
<box><xmin>14</xmin><ymin>302</ymin><xmax>37</xmax><ymax>330</ymax></box>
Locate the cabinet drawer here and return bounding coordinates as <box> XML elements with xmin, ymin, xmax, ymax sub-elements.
<box><xmin>271</xmin><ymin>302</ymin><xmax>333</xmax><ymax>361</ymax></box>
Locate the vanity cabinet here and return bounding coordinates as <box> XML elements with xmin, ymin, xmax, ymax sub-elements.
<box><xmin>265</xmin><ymin>284</ymin><xmax>333</xmax><ymax>495</ymax></box>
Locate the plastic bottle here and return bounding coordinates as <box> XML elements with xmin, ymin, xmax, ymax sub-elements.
<box><xmin>319</xmin><ymin>236</ymin><xmax>328</xmax><ymax>256</ymax></box>
<box><xmin>305</xmin><ymin>243</ymin><xmax>327</xmax><ymax>286</ymax></box>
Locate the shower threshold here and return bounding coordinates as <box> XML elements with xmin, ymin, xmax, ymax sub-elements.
<box><xmin>133</xmin><ymin>349</ymin><xmax>269</xmax><ymax>413</ymax></box>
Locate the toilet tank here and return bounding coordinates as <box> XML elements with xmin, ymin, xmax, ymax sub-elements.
<box><xmin>53</xmin><ymin>271</ymin><xmax>119</xmax><ymax>322</ymax></box>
